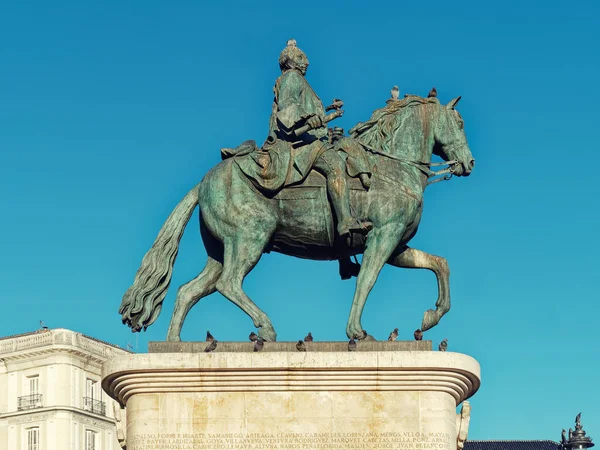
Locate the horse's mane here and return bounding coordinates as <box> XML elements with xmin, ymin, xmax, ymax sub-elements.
<box><xmin>349</xmin><ymin>96</ymin><xmax>440</xmax><ymax>151</ymax></box>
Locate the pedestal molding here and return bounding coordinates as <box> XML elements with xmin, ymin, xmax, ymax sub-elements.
<box><xmin>103</xmin><ymin>351</ymin><xmax>480</xmax><ymax>406</ymax></box>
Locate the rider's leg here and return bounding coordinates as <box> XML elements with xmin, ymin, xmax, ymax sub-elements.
<box><xmin>313</xmin><ymin>148</ymin><xmax>372</xmax><ymax>237</ymax></box>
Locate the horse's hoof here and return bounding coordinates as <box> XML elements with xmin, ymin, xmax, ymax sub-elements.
<box><xmin>421</xmin><ymin>309</ymin><xmax>439</xmax><ymax>332</ymax></box>
<box><xmin>258</xmin><ymin>327</ymin><xmax>277</xmax><ymax>342</ymax></box>
<box><xmin>347</xmin><ymin>327</ymin><xmax>362</xmax><ymax>340</ymax></box>
<box><xmin>362</xmin><ymin>333</ymin><xmax>377</xmax><ymax>342</ymax></box>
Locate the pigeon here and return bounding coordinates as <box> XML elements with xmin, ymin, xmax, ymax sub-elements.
<box><xmin>326</xmin><ymin>98</ymin><xmax>344</xmax><ymax>111</ymax></box>
<box><xmin>348</xmin><ymin>338</ymin><xmax>357</xmax><ymax>352</ymax></box>
<box><xmin>206</xmin><ymin>330</ymin><xmax>214</xmax><ymax>342</ymax></box>
<box><xmin>438</xmin><ymin>338</ymin><xmax>448</xmax><ymax>352</ymax></box>
<box><xmin>304</xmin><ymin>332</ymin><xmax>313</xmax><ymax>343</ymax></box>
<box><xmin>388</xmin><ymin>328</ymin><xmax>399</xmax><ymax>341</ymax></box>
<box><xmin>204</xmin><ymin>339</ymin><xmax>218</xmax><ymax>353</ymax></box>
<box><xmin>296</xmin><ymin>340</ymin><xmax>307</xmax><ymax>352</ymax></box>
<box><xmin>428</xmin><ymin>87</ymin><xmax>437</xmax><ymax>98</ymax></box>
<box><xmin>414</xmin><ymin>329</ymin><xmax>423</xmax><ymax>341</ymax></box>
<box><xmin>249</xmin><ymin>332</ymin><xmax>258</xmax><ymax>342</ymax></box>
<box><xmin>391</xmin><ymin>85</ymin><xmax>399</xmax><ymax>100</ymax></box>
<box><xmin>254</xmin><ymin>337</ymin><xmax>264</xmax><ymax>352</ymax></box>
<box><xmin>561</xmin><ymin>429</ymin><xmax>568</xmax><ymax>445</ymax></box>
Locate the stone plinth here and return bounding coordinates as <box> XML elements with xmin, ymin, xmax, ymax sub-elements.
<box><xmin>148</xmin><ymin>340</ymin><xmax>433</xmax><ymax>353</ymax></box>
<box><xmin>102</xmin><ymin>346</ymin><xmax>480</xmax><ymax>450</ymax></box>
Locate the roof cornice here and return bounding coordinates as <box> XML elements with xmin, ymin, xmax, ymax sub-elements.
<box><xmin>0</xmin><ymin>329</ymin><xmax>129</xmax><ymax>364</ymax></box>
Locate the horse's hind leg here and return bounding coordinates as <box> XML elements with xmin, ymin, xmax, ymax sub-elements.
<box><xmin>216</xmin><ymin>234</ymin><xmax>277</xmax><ymax>341</ymax></box>
<box><xmin>387</xmin><ymin>246</ymin><xmax>450</xmax><ymax>332</ymax></box>
<box><xmin>166</xmin><ymin>257</ymin><xmax>223</xmax><ymax>341</ymax></box>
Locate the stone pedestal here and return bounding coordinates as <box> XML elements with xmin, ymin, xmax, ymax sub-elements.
<box><xmin>102</xmin><ymin>343</ymin><xmax>480</xmax><ymax>450</ymax></box>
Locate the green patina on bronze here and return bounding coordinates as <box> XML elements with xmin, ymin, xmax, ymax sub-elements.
<box><xmin>119</xmin><ymin>40</ymin><xmax>475</xmax><ymax>342</ymax></box>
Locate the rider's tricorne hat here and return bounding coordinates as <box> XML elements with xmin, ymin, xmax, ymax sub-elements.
<box><xmin>279</xmin><ymin>39</ymin><xmax>307</xmax><ymax>71</ymax></box>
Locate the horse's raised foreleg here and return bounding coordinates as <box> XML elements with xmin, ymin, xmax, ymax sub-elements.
<box><xmin>166</xmin><ymin>257</ymin><xmax>223</xmax><ymax>341</ymax></box>
<box><xmin>387</xmin><ymin>246</ymin><xmax>450</xmax><ymax>332</ymax></box>
<box><xmin>346</xmin><ymin>224</ymin><xmax>405</xmax><ymax>339</ymax></box>
<box><xmin>215</xmin><ymin>235</ymin><xmax>278</xmax><ymax>341</ymax></box>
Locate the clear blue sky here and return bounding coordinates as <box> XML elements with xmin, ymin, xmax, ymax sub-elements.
<box><xmin>1</xmin><ymin>0</ymin><xmax>598</xmax><ymax>441</ymax></box>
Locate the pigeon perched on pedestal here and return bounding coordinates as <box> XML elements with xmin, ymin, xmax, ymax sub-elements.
<box><xmin>438</xmin><ymin>339</ymin><xmax>448</xmax><ymax>352</ymax></box>
<box><xmin>428</xmin><ymin>87</ymin><xmax>437</xmax><ymax>98</ymax></box>
<box><xmin>249</xmin><ymin>332</ymin><xmax>258</xmax><ymax>342</ymax></box>
<box><xmin>254</xmin><ymin>337</ymin><xmax>264</xmax><ymax>352</ymax></box>
<box><xmin>204</xmin><ymin>339</ymin><xmax>218</xmax><ymax>353</ymax></box>
<box><xmin>414</xmin><ymin>329</ymin><xmax>423</xmax><ymax>341</ymax></box>
<box><xmin>391</xmin><ymin>86</ymin><xmax>399</xmax><ymax>100</ymax></box>
<box><xmin>388</xmin><ymin>328</ymin><xmax>399</xmax><ymax>341</ymax></box>
<box><xmin>304</xmin><ymin>332</ymin><xmax>313</xmax><ymax>343</ymax></box>
<box><xmin>296</xmin><ymin>340</ymin><xmax>307</xmax><ymax>352</ymax></box>
<box><xmin>206</xmin><ymin>330</ymin><xmax>214</xmax><ymax>342</ymax></box>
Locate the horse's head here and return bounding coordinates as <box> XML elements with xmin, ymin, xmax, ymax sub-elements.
<box><xmin>433</xmin><ymin>97</ymin><xmax>475</xmax><ymax>177</ymax></box>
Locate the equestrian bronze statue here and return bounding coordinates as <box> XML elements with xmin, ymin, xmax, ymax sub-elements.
<box><xmin>119</xmin><ymin>40</ymin><xmax>475</xmax><ymax>341</ymax></box>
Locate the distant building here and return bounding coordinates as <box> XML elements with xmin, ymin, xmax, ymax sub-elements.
<box><xmin>464</xmin><ymin>412</ymin><xmax>594</xmax><ymax>450</ymax></box>
<box><xmin>465</xmin><ymin>442</ymin><xmax>561</xmax><ymax>450</ymax></box>
<box><xmin>0</xmin><ymin>328</ymin><xmax>129</xmax><ymax>450</ymax></box>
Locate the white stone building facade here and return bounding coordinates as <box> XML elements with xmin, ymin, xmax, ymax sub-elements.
<box><xmin>0</xmin><ymin>328</ymin><xmax>128</xmax><ymax>450</ymax></box>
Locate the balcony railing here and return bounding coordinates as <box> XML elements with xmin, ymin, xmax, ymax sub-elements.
<box><xmin>17</xmin><ymin>394</ymin><xmax>43</xmax><ymax>411</ymax></box>
<box><xmin>83</xmin><ymin>397</ymin><xmax>106</xmax><ymax>416</ymax></box>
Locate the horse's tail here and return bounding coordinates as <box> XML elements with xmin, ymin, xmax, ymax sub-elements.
<box><xmin>119</xmin><ymin>182</ymin><xmax>201</xmax><ymax>332</ymax></box>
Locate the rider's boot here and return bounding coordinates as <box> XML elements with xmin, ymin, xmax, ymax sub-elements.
<box><xmin>358</xmin><ymin>173</ymin><xmax>371</xmax><ymax>190</ymax></box>
<box><xmin>316</xmin><ymin>148</ymin><xmax>373</xmax><ymax>239</ymax></box>
<box><xmin>327</xmin><ymin>171</ymin><xmax>373</xmax><ymax>238</ymax></box>
<box><xmin>339</xmin><ymin>256</ymin><xmax>361</xmax><ymax>280</ymax></box>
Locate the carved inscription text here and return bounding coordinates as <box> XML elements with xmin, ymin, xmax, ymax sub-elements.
<box><xmin>129</xmin><ymin>431</ymin><xmax>452</xmax><ymax>450</ymax></box>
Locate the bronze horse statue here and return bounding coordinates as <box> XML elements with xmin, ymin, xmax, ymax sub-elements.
<box><xmin>119</xmin><ymin>96</ymin><xmax>475</xmax><ymax>341</ymax></box>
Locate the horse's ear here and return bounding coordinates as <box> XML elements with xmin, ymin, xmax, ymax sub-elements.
<box><xmin>446</xmin><ymin>96</ymin><xmax>462</xmax><ymax>110</ymax></box>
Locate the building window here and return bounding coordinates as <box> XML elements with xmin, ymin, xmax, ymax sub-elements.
<box><xmin>86</xmin><ymin>378</ymin><xmax>98</xmax><ymax>400</ymax></box>
<box><xmin>29</xmin><ymin>376</ymin><xmax>39</xmax><ymax>395</ymax></box>
<box><xmin>18</xmin><ymin>376</ymin><xmax>43</xmax><ymax>410</ymax></box>
<box><xmin>83</xmin><ymin>378</ymin><xmax>106</xmax><ymax>416</ymax></box>
<box><xmin>85</xmin><ymin>430</ymin><xmax>97</xmax><ymax>450</ymax></box>
<box><xmin>27</xmin><ymin>427</ymin><xmax>39</xmax><ymax>450</ymax></box>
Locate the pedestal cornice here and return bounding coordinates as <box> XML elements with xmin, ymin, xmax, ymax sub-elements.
<box><xmin>102</xmin><ymin>351</ymin><xmax>480</xmax><ymax>407</ymax></box>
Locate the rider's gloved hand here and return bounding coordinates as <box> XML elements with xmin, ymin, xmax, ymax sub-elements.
<box><xmin>306</xmin><ymin>115</ymin><xmax>323</xmax><ymax>130</ymax></box>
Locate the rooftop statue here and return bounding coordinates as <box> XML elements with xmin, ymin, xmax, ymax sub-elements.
<box><xmin>119</xmin><ymin>40</ymin><xmax>475</xmax><ymax>342</ymax></box>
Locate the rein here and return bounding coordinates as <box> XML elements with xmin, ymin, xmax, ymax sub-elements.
<box><xmin>360</xmin><ymin>143</ymin><xmax>459</xmax><ymax>186</ymax></box>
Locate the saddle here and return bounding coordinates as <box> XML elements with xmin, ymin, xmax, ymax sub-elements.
<box><xmin>221</xmin><ymin>137</ymin><xmax>372</xmax><ymax>191</ymax></box>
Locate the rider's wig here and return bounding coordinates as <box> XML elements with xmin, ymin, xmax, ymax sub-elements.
<box><xmin>279</xmin><ymin>39</ymin><xmax>307</xmax><ymax>71</ymax></box>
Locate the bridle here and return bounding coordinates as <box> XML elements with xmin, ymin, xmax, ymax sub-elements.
<box><xmin>360</xmin><ymin>142</ymin><xmax>460</xmax><ymax>186</ymax></box>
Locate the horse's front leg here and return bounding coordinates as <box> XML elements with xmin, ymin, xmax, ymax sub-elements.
<box><xmin>387</xmin><ymin>246</ymin><xmax>450</xmax><ymax>332</ymax></box>
<box><xmin>346</xmin><ymin>224</ymin><xmax>404</xmax><ymax>339</ymax></box>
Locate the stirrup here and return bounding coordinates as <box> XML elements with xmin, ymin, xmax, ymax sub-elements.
<box><xmin>338</xmin><ymin>219</ymin><xmax>373</xmax><ymax>238</ymax></box>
